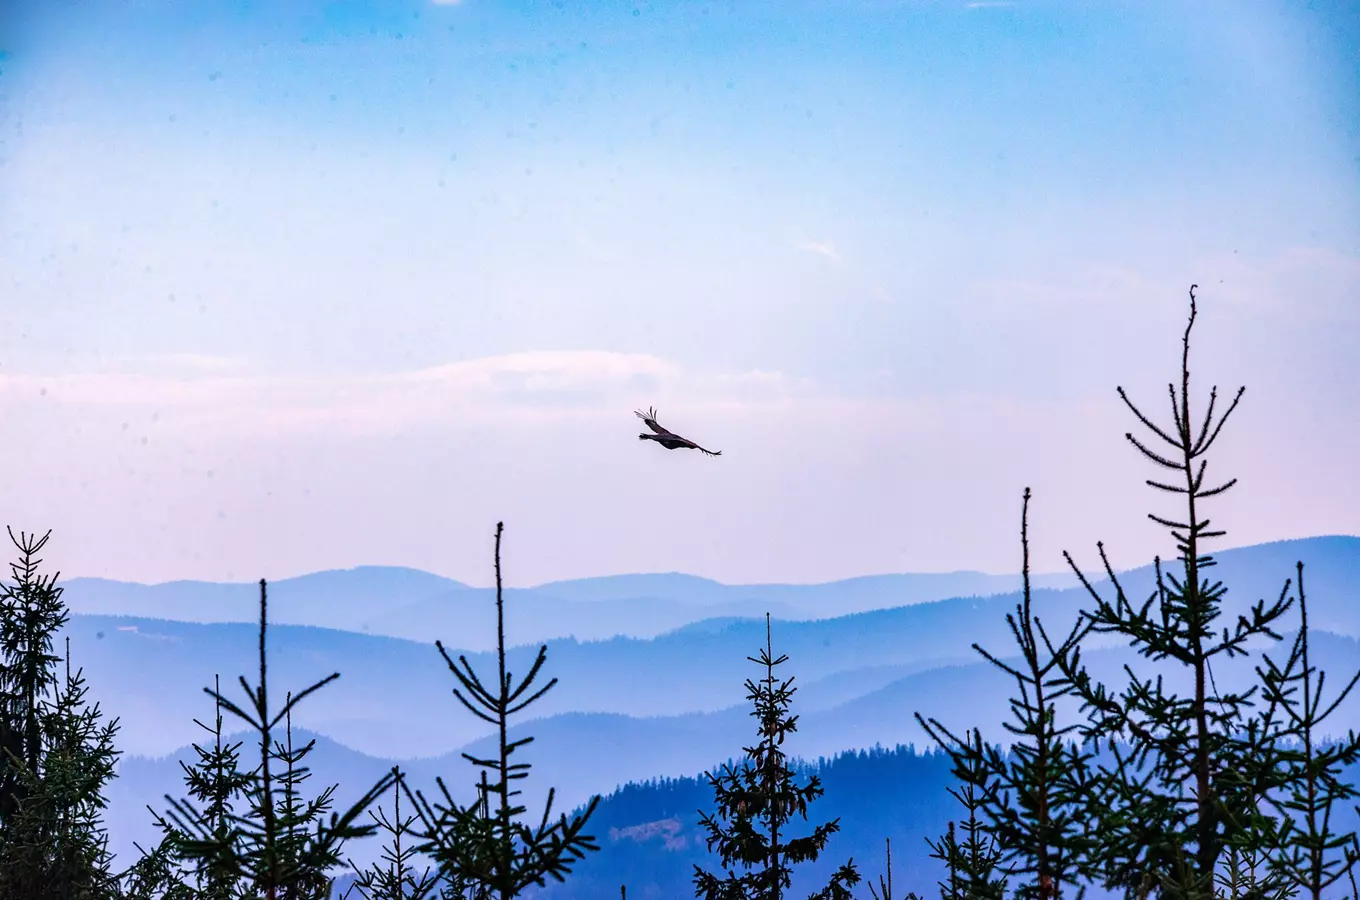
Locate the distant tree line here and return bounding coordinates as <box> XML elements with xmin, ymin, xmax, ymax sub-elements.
<box><xmin>4</xmin><ymin>287</ymin><xmax>1360</xmax><ymax>900</ymax></box>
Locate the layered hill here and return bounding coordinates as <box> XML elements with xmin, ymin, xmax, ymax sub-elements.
<box><xmin>64</xmin><ymin>536</ymin><xmax>1360</xmax><ymax>759</ymax></box>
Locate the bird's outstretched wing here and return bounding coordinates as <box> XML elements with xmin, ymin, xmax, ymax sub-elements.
<box><xmin>658</xmin><ymin>435</ymin><xmax>721</xmax><ymax>455</ymax></box>
<box><xmin>635</xmin><ymin>406</ymin><xmax>722</xmax><ymax>456</ymax></box>
<box><xmin>635</xmin><ymin>407</ymin><xmax>672</xmax><ymax>436</ymax></box>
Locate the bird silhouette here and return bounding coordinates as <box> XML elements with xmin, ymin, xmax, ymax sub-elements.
<box><xmin>635</xmin><ymin>407</ymin><xmax>722</xmax><ymax>457</ymax></box>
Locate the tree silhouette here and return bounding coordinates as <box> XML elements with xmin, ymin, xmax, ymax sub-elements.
<box><xmin>344</xmin><ymin>767</ymin><xmax>454</xmax><ymax>900</ymax></box>
<box><xmin>0</xmin><ymin>527</ymin><xmax>122</xmax><ymax>898</ymax></box>
<box><xmin>1055</xmin><ymin>286</ymin><xmax>1294</xmax><ymax>900</ymax></box>
<box><xmin>403</xmin><ymin>521</ymin><xmax>600</xmax><ymax>899</ymax></box>
<box><xmin>918</xmin><ymin>488</ymin><xmax>1094</xmax><ymax>900</ymax></box>
<box><xmin>122</xmin><ymin>672</ymin><xmax>254</xmax><ymax>898</ymax></box>
<box><xmin>867</xmin><ymin>837</ymin><xmax>924</xmax><ymax>900</ymax></box>
<box><xmin>693</xmin><ymin>613</ymin><xmax>859</xmax><ymax>900</ymax></box>
<box><xmin>924</xmin><ymin>730</ymin><xmax>1008</xmax><ymax>900</ymax></box>
<box><xmin>158</xmin><ymin>579</ymin><xmax>395</xmax><ymax>898</ymax></box>
<box><xmin>1256</xmin><ymin>562</ymin><xmax>1360</xmax><ymax>900</ymax></box>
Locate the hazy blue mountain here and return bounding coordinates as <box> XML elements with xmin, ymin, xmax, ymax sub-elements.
<box><xmin>520</xmin><ymin>747</ymin><xmax>1360</xmax><ymax>900</ymax></box>
<box><xmin>428</xmin><ymin>629</ymin><xmax>1360</xmax><ymax>817</ymax></box>
<box><xmin>104</xmin><ymin>733</ymin><xmax>960</xmax><ymax>883</ymax></box>
<box><xmin>524</xmin><ymin>572</ymin><xmax>735</xmax><ymax>603</ymax></box>
<box><xmin>59</xmin><ymin>565</ymin><xmax>1081</xmax><ymax>648</ymax></box>
<box><xmin>60</xmin><ymin>566</ymin><xmax>467</xmax><ymax>634</ymax></box>
<box><xmin>56</xmin><ymin>535</ymin><xmax>1358</xmax><ymax>656</ymax></box>
<box><xmin>793</xmin><ymin>658</ymin><xmax>977</xmax><ymax>712</ymax></box>
<box><xmin>326</xmin><ymin>746</ymin><xmax>965</xmax><ymax>900</ymax></box>
<box><xmin>61</xmin><ymin>612</ymin><xmax>980</xmax><ymax>758</ymax></box>
<box><xmin>62</xmin><ymin>534</ymin><xmax>1359</xmax><ymax>630</ymax></box>
<box><xmin>101</xmin><ymin>628</ymin><xmax>1360</xmax><ymax>883</ymax></box>
<box><xmin>106</xmin><ymin>728</ymin><xmax>443</xmax><ymax>874</ymax></box>
<box><xmin>524</xmin><ymin>569</ymin><xmax>1080</xmax><ymax>606</ymax></box>
<box><xmin>63</xmin><ymin>617</ymin><xmax>479</xmax><ymax>758</ymax></box>
<box><xmin>368</xmin><ymin>590</ymin><xmax>808</xmax><ymax>648</ymax></box>
<box><xmin>61</xmin><ymin>535</ymin><xmax>1360</xmax><ymax>760</ymax></box>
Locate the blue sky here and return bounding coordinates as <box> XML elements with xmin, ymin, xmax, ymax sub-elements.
<box><xmin>1</xmin><ymin>0</ymin><xmax>1357</xmax><ymax>585</ymax></box>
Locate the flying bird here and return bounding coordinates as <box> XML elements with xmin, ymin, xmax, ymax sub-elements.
<box><xmin>635</xmin><ymin>407</ymin><xmax>722</xmax><ymax>457</ymax></box>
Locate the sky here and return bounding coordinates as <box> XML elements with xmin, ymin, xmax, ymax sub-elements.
<box><xmin>1</xmin><ymin>0</ymin><xmax>1357</xmax><ymax>587</ymax></box>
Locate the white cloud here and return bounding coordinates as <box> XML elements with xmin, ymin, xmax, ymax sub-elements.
<box><xmin>0</xmin><ymin>351</ymin><xmax>816</xmax><ymax>437</ymax></box>
<box><xmin>797</xmin><ymin>241</ymin><xmax>841</xmax><ymax>264</ymax></box>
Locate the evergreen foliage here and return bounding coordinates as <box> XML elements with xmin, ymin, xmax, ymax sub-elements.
<box><xmin>169</xmin><ymin>673</ymin><xmax>253</xmax><ymax>897</ymax></box>
<box><xmin>924</xmin><ymin>730</ymin><xmax>1008</xmax><ymax>900</ymax></box>
<box><xmin>115</xmin><ymin>673</ymin><xmax>256</xmax><ymax>898</ymax></box>
<box><xmin>918</xmin><ymin>488</ymin><xmax>1094</xmax><ymax>900</ymax></box>
<box><xmin>156</xmin><ymin>579</ymin><xmax>396</xmax><ymax>898</ymax></box>
<box><xmin>0</xmin><ymin>527</ymin><xmax>122</xmax><ymax>899</ymax></box>
<box><xmin>1053</xmin><ymin>286</ymin><xmax>1298</xmax><ymax>900</ymax></box>
<box><xmin>1256</xmin><ymin>562</ymin><xmax>1360</xmax><ymax>900</ymax></box>
<box><xmin>343</xmin><ymin>767</ymin><xmax>450</xmax><ymax>900</ymax></box>
<box><xmin>402</xmin><ymin>522</ymin><xmax>601</xmax><ymax>900</ymax></box>
<box><xmin>693</xmin><ymin>613</ymin><xmax>860</xmax><ymax>900</ymax></box>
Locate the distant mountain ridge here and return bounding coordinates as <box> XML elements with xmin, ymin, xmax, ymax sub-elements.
<box><xmin>57</xmin><ymin>564</ymin><xmax>1083</xmax><ymax>647</ymax></box>
<box><xmin>68</xmin><ymin>534</ymin><xmax>1360</xmax><ymax>891</ymax></box>
<box><xmin>58</xmin><ymin>535</ymin><xmax>1360</xmax><ymax>762</ymax></box>
<box><xmin>53</xmin><ymin>534</ymin><xmax>1360</xmax><ymax>652</ymax></box>
<box><xmin>55</xmin><ymin>566</ymin><xmax>468</xmax><ymax>636</ymax></box>
<box><xmin>103</xmin><ymin>627</ymin><xmax>1360</xmax><ymax>890</ymax></box>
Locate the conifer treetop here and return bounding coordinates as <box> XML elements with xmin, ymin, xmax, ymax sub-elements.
<box><xmin>694</xmin><ymin>613</ymin><xmax>859</xmax><ymax>900</ymax></box>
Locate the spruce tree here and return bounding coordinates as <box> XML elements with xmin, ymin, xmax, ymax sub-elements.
<box><xmin>924</xmin><ymin>730</ymin><xmax>1008</xmax><ymax>900</ymax></box>
<box><xmin>115</xmin><ymin>837</ymin><xmax>195</xmax><ymax>900</ymax></box>
<box><xmin>40</xmin><ymin>638</ymin><xmax>123</xmax><ymax>898</ymax></box>
<box><xmin>264</xmin><ymin>698</ymin><xmax>347</xmax><ymax>899</ymax></box>
<box><xmin>0</xmin><ymin>527</ymin><xmax>122</xmax><ymax>899</ymax></box>
<box><xmin>118</xmin><ymin>673</ymin><xmax>253</xmax><ymax>899</ymax></box>
<box><xmin>930</xmin><ymin>823</ymin><xmax>964</xmax><ymax>900</ymax></box>
<box><xmin>159</xmin><ymin>578</ymin><xmax>395</xmax><ymax>898</ymax></box>
<box><xmin>1053</xmin><ymin>286</ymin><xmax>1294</xmax><ymax>900</ymax></box>
<box><xmin>344</xmin><ymin>767</ymin><xmax>454</xmax><ymax>900</ymax></box>
<box><xmin>1255</xmin><ymin>562</ymin><xmax>1360</xmax><ymax>900</ymax></box>
<box><xmin>177</xmin><ymin>672</ymin><xmax>253</xmax><ymax>897</ymax></box>
<box><xmin>918</xmin><ymin>488</ymin><xmax>1094</xmax><ymax>900</ymax></box>
<box><xmin>402</xmin><ymin>521</ymin><xmax>600</xmax><ymax>899</ymax></box>
<box><xmin>0</xmin><ymin>527</ymin><xmax>64</xmax><ymax>825</ymax></box>
<box><xmin>692</xmin><ymin>613</ymin><xmax>860</xmax><ymax>900</ymax></box>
